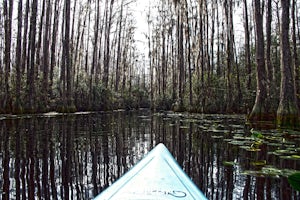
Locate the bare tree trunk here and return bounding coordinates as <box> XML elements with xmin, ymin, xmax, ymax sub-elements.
<box><xmin>70</xmin><ymin>0</ymin><xmax>77</xmax><ymax>92</ymax></box>
<box><xmin>22</xmin><ymin>0</ymin><xmax>30</xmax><ymax>73</ymax></box>
<box><xmin>90</xmin><ymin>0</ymin><xmax>101</xmax><ymax>108</ymax></box>
<box><xmin>27</xmin><ymin>0</ymin><xmax>38</xmax><ymax>113</ymax></box>
<box><xmin>60</xmin><ymin>5</ymin><xmax>66</xmax><ymax>111</ymax></box>
<box><xmin>42</xmin><ymin>0</ymin><xmax>51</xmax><ymax>112</ymax></box>
<box><xmin>243</xmin><ymin>0</ymin><xmax>251</xmax><ymax>91</ymax></box>
<box><xmin>115</xmin><ymin>0</ymin><xmax>124</xmax><ymax>92</ymax></box>
<box><xmin>185</xmin><ymin>0</ymin><xmax>193</xmax><ymax>109</ymax></box>
<box><xmin>198</xmin><ymin>0</ymin><xmax>205</xmax><ymax>112</ymax></box>
<box><xmin>103</xmin><ymin>0</ymin><xmax>114</xmax><ymax>88</ymax></box>
<box><xmin>147</xmin><ymin>7</ymin><xmax>154</xmax><ymax>109</ymax></box>
<box><xmin>265</xmin><ymin>0</ymin><xmax>277</xmax><ymax>115</ymax></box>
<box><xmin>266</xmin><ymin>0</ymin><xmax>273</xmax><ymax>85</ymax></box>
<box><xmin>65</xmin><ymin>0</ymin><xmax>75</xmax><ymax>112</ymax></box>
<box><xmin>277</xmin><ymin>0</ymin><xmax>299</xmax><ymax>128</ymax></box>
<box><xmin>224</xmin><ymin>0</ymin><xmax>234</xmax><ymax>112</ymax></box>
<box><xmin>292</xmin><ymin>0</ymin><xmax>300</xmax><ymax>107</ymax></box>
<box><xmin>36</xmin><ymin>0</ymin><xmax>46</xmax><ymax>75</ymax></box>
<box><xmin>0</xmin><ymin>7</ymin><xmax>3</xmax><ymax>101</ymax></box>
<box><xmin>178</xmin><ymin>4</ymin><xmax>185</xmax><ymax>110</ymax></box>
<box><xmin>3</xmin><ymin>0</ymin><xmax>13</xmax><ymax>113</ymax></box>
<box><xmin>249</xmin><ymin>0</ymin><xmax>271</xmax><ymax>122</ymax></box>
<box><xmin>33</xmin><ymin>0</ymin><xmax>45</xmax><ymax>111</ymax></box>
<box><xmin>50</xmin><ymin>0</ymin><xmax>60</xmax><ymax>99</ymax></box>
<box><xmin>15</xmin><ymin>0</ymin><xmax>23</xmax><ymax>113</ymax></box>
<box><xmin>210</xmin><ymin>0</ymin><xmax>216</xmax><ymax>76</ymax></box>
<box><xmin>216</xmin><ymin>0</ymin><xmax>221</xmax><ymax>77</ymax></box>
<box><xmin>161</xmin><ymin>0</ymin><xmax>167</xmax><ymax>101</ymax></box>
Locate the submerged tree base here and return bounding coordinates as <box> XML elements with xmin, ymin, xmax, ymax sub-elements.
<box><xmin>248</xmin><ymin>103</ymin><xmax>276</xmax><ymax>122</ymax></box>
<box><xmin>277</xmin><ymin>103</ymin><xmax>300</xmax><ymax>129</ymax></box>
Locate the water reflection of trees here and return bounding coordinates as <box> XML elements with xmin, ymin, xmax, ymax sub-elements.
<box><xmin>0</xmin><ymin>112</ymin><xmax>299</xmax><ymax>199</ymax></box>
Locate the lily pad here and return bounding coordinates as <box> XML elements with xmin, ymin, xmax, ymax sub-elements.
<box><xmin>233</xmin><ymin>135</ymin><xmax>246</xmax><ymax>140</ymax></box>
<box><xmin>291</xmin><ymin>155</ymin><xmax>300</xmax><ymax>159</ymax></box>
<box><xmin>211</xmin><ymin>135</ymin><xmax>224</xmax><ymax>139</ymax></box>
<box><xmin>229</xmin><ymin>140</ymin><xmax>246</xmax><ymax>146</ymax></box>
<box><xmin>223</xmin><ymin>161</ymin><xmax>237</xmax><ymax>166</ymax></box>
<box><xmin>250</xmin><ymin>160</ymin><xmax>266</xmax><ymax>166</ymax></box>
<box><xmin>179</xmin><ymin>126</ymin><xmax>189</xmax><ymax>129</ymax></box>
<box><xmin>242</xmin><ymin>166</ymin><xmax>282</xmax><ymax>177</ymax></box>
<box><xmin>239</xmin><ymin>146</ymin><xmax>261</xmax><ymax>152</ymax></box>
<box><xmin>275</xmin><ymin>149</ymin><xmax>293</xmax><ymax>155</ymax></box>
<box><xmin>280</xmin><ymin>155</ymin><xmax>300</xmax><ymax>160</ymax></box>
<box><xmin>267</xmin><ymin>143</ymin><xmax>282</xmax><ymax>147</ymax></box>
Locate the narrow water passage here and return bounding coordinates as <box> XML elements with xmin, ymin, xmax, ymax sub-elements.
<box><xmin>0</xmin><ymin>111</ymin><xmax>299</xmax><ymax>199</ymax></box>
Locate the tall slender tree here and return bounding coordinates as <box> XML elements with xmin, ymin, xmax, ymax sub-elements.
<box><xmin>103</xmin><ymin>0</ymin><xmax>115</xmax><ymax>88</ymax></box>
<box><xmin>15</xmin><ymin>0</ymin><xmax>23</xmax><ymax>113</ymax></box>
<box><xmin>3</xmin><ymin>0</ymin><xmax>13</xmax><ymax>113</ymax></box>
<box><xmin>266</xmin><ymin>0</ymin><xmax>273</xmax><ymax>85</ymax></box>
<box><xmin>42</xmin><ymin>0</ymin><xmax>51</xmax><ymax>111</ymax></box>
<box><xmin>64</xmin><ymin>0</ymin><xmax>75</xmax><ymax>111</ymax></box>
<box><xmin>50</xmin><ymin>0</ymin><xmax>60</xmax><ymax>99</ymax></box>
<box><xmin>178</xmin><ymin>1</ymin><xmax>185</xmax><ymax>110</ymax></box>
<box><xmin>292</xmin><ymin>0</ymin><xmax>300</xmax><ymax>106</ymax></box>
<box><xmin>115</xmin><ymin>0</ymin><xmax>124</xmax><ymax>92</ymax></box>
<box><xmin>224</xmin><ymin>0</ymin><xmax>234</xmax><ymax>112</ymax></box>
<box><xmin>27</xmin><ymin>0</ymin><xmax>38</xmax><ymax>112</ymax></box>
<box><xmin>277</xmin><ymin>0</ymin><xmax>299</xmax><ymax>128</ymax></box>
<box><xmin>22</xmin><ymin>0</ymin><xmax>30</xmax><ymax>74</ymax></box>
<box><xmin>243</xmin><ymin>0</ymin><xmax>251</xmax><ymax>91</ymax></box>
<box><xmin>249</xmin><ymin>0</ymin><xmax>270</xmax><ymax>122</ymax></box>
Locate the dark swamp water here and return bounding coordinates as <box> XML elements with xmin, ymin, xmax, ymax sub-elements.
<box><xmin>0</xmin><ymin>110</ymin><xmax>299</xmax><ymax>200</ymax></box>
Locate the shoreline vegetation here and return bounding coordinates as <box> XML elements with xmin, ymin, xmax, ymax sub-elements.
<box><xmin>1</xmin><ymin>0</ymin><xmax>300</xmax><ymax>129</ymax></box>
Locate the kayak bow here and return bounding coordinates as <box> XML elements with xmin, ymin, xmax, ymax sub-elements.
<box><xmin>94</xmin><ymin>143</ymin><xmax>207</xmax><ymax>200</ymax></box>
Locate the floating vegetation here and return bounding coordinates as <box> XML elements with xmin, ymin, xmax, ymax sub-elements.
<box><xmin>211</xmin><ymin>135</ymin><xmax>224</xmax><ymax>139</ymax></box>
<box><xmin>242</xmin><ymin>166</ymin><xmax>299</xmax><ymax>178</ymax></box>
<box><xmin>229</xmin><ymin>124</ymin><xmax>245</xmax><ymax>129</ymax></box>
<box><xmin>250</xmin><ymin>128</ymin><xmax>264</xmax><ymax>139</ymax></box>
<box><xmin>208</xmin><ymin>128</ymin><xmax>226</xmax><ymax>133</ymax></box>
<box><xmin>198</xmin><ymin>125</ymin><xmax>208</xmax><ymax>130</ymax></box>
<box><xmin>232</xmin><ymin>134</ymin><xmax>247</xmax><ymax>140</ymax></box>
<box><xmin>228</xmin><ymin>140</ymin><xmax>247</xmax><ymax>146</ymax></box>
<box><xmin>279</xmin><ymin>155</ymin><xmax>300</xmax><ymax>160</ymax></box>
<box><xmin>162</xmin><ymin>117</ymin><xmax>172</xmax><ymax>121</ymax></box>
<box><xmin>239</xmin><ymin>145</ymin><xmax>261</xmax><ymax>152</ymax></box>
<box><xmin>266</xmin><ymin>142</ymin><xmax>283</xmax><ymax>147</ymax></box>
<box><xmin>250</xmin><ymin>160</ymin><xmax>267</xmax><ymax>167</ymax></box>
<box><xmin>222</xmin><ymin>128</ymin><xmax>300</xmax><ymax>160</ymax></box>
<box><xmin>179</xmin><ymin>126</ymin><xmax>189</xmax><ymax>129</ymax></box>
<box><xmin>223</xmin><ymin>161</ymin><xmax>238</xmax><ymax>167</ymax></box>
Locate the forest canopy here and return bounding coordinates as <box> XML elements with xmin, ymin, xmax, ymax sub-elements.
<box><xmin>0</xmin><ymin>0</ymin><xmax>300</xmax><ymax>127</ymax></box>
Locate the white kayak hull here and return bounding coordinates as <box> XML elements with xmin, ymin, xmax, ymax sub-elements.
<box><xmin>94</xmin><ymin>143</ymin><xmax>207</xmax><ymax>200</ymax></box>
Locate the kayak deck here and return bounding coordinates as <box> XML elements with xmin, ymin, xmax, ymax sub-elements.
<box><xmin>94</xmin><ymin>143</ymin><xmax>207</xmax><ymax>200</ymax></box>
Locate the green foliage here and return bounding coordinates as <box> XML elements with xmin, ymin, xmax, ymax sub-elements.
<box><xmin>172</xmin><ymin>100</ymin><xmax>186</xmax><ymax>112</ymax></box>
<box><xmin>288</xmin><ymin>172</ymin><xmax>300</xmax><ymax>192</ymax></box>
<box><xmin>193</xmin><ymin>75</ymin><xmax>227</xmax><ymax>113</ymax></box>
<box><xmin>13</xmin><ymin>98</ymin><xmax>24</xmax><ymax>114</ymax></box>
<box><xmin>91</xmin><ymin>84</ymin><xmax>113</xmax><ymax>111</ymax></box>
<box><xmin>156</xmin><ymin>95</ymin><xmax>174</xmax><ymax>111</ymax></box>
<box><xmin>121</xmin><ymin>87</ymin><xmax>150</xmax><ymax>110</ymax></box>
<box><xmin>250</xmin><ymin>128</ymin><xmax>264</xmax><ymax>139</ymax></box>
